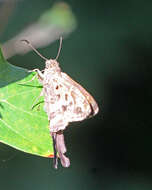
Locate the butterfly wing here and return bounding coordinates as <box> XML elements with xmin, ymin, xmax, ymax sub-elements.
<box><xmin>44</xmin><ymin>72</ymin><xmax>99</xmax><ymax>132</ymax></box>
<box><xmin>60</xmin><ymin>72</ymin><xmax>99</xmax><ymax>122</ymax></box>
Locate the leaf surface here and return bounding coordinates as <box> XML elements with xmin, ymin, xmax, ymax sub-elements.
<box><xmin>0</xmin><ymin>48</ymin><xmax>53</xmax><ymax>158</ymax></box>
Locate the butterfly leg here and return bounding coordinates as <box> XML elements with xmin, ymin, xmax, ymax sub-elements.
<box><xmin>51</xmin><ymin>132</ymin><xmax>58</xmax><ymax>169</ymax></box>
<box><xmin>31</xmin><ymin>91</ymin><xmax>43</xmax><ymax>109</ymax></box>
<box><xmin>18</xmin><ymin>68</ymin><xmax>44</xmax><ymax>85</ymax></box>
<box><xmin>56</xmin><ymin>131</ymin><xmax>70</xmax><ymax>168</ymax></box>
<box><xmin>28</xmin><ymin>69</ymin><xmax>44</xmax><ymax>81</ymax></box>
<box><xmin>17</xmin><ymin>73</ymin><xmax>37</xmax><ymax>85</ymax></box>
<box><xmin>51</xmin><ymin>131</ymin><xmax>70</xmax><ymax>169</ymax></box>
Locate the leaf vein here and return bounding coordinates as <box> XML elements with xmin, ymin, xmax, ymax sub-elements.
<box><xmin>1</xmin><ymin>99</ymin><xmax>47</xmax><ymax>119</ymax></box>
<box><xmin>0</xmin><ymin>118</ymin><xmax>45</xmax><ymax>153</ymax></box>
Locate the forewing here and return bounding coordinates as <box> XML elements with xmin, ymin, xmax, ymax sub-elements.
<box><xmin>59</xmin><ymin>72</ymin><xmax>99</xmax><ymax>122</ymax></box>
<box><xmin>44</xmin><ymin>72</ymin><xmax>99</xmax><ymax>132</ymax></box>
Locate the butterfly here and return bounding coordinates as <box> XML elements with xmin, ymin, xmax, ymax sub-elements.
<box><xmin>21</xmin><ymin>37</ymin><xmax>99</xmax><ymax>169</ymax></box>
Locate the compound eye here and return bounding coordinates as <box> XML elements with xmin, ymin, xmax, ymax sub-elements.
<box><xmin>45</xmin><ymin>60</ymin><xmax>51</xmax><ymax>68</ymax></box>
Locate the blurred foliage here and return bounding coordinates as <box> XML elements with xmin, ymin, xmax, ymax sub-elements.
<box><xmin>39</xmin><ymin>2</ymin><xmax>77</xmax><ymax>30</ymax></box>
<box><xmin>2</xmin><ymin>2</ymin><xmax>77</xmax><ymax>59</ymax></box>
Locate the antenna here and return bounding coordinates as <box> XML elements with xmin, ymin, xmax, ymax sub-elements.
<box><xmin>55</xmin><ymin>36</ymin><xmax>63</xmax><ymax>60</ymax></box>
<box><xmin>21</xmin><ymin>39</ymin><xmax>48</xmax><ymax>61</ymax></box>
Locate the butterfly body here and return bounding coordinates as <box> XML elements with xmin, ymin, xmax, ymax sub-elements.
<box><xmin>37</xmin><ymin>59</ymin><xmax>99</xmax><ymax>133</ymax></box>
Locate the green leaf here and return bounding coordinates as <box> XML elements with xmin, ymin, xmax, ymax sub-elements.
<box><xmin>0</xmin><ymin>48</ymin><xmax>53</xmax><ymax>158</ymax></box>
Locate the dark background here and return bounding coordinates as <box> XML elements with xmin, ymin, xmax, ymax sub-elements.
<box><xmin>0</xmin><ymin>0</ymin><xmax>152</xmax><ymax>189</ymax></box>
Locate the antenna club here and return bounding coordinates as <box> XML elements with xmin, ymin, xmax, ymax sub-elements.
<box><xmin>21</xmin><ymin>39</ymin><xmax>30</xmax><ymax>44</ymax></box>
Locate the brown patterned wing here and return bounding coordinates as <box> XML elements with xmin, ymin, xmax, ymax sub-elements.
<box><xmin>60</xmin><ymin>72</ymin><xmax>99</xmax><ymax>120</ymax></box>
<box><xmin>47</xmin><ymin>72</ymin><xmax>99</xmax><ymax>132</ymax></box>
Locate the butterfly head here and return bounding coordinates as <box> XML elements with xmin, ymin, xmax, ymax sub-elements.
<box><xmin>45</xmin><ymin>59</ymin><xmax>61</xmax><ymax>73</ymax></box>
